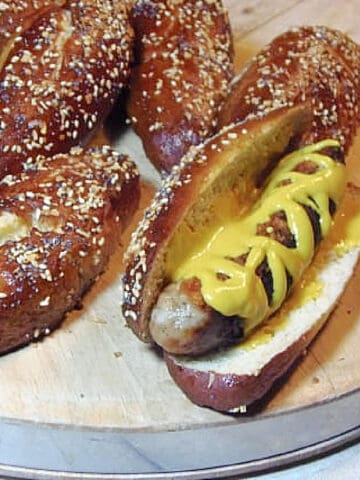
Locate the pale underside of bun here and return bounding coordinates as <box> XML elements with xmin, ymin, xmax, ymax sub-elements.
<box><xmin>165</xmin><ymin>243</ymin><xmax>360</xmax><ymax>412</ymax></box>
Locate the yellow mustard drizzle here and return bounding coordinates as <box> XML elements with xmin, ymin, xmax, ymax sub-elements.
<box><xmin>172</xmin><ymin>139</ymin><xmax>346</xmax><ymax>334</ymax></box>
<box><xmin>333</xmin><ymin>194</ymin><xmax>360</xmax><ymax>256</ymax></box>
<box><xmin>241</xmin><ymin>185</ymin><xmax>360</xmax><ymax>350</ymax></box>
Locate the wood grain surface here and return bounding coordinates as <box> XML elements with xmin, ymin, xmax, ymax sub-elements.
<box><xmin>1</xmin><ymin>0</ymin><xmax>360</xmax><ymax>433</ymax></box>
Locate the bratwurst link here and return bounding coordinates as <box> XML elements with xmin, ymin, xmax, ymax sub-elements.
<box><xmin>122</xmin><ymin>106</ymin><xmax>312</xmax><ymax>345</ymax></box>
<box><xmin>149</xmin><ymin>140</ymin><xmax>345</xmax><ymax>355</ymax></box>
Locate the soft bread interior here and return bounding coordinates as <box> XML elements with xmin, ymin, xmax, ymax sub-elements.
<box><xmin>165</xmin><ymin>106</ymin><xmax>311</xmax><ymax>280</ymax></box>
<box><xmin>0</xmin><ymin>207</ymin><xmax>64</xmax><ymax>248</ymax></box>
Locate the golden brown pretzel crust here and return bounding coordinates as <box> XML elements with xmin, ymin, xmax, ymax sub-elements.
<box><xmin>0</xmin><ymin>0</ymin><xmax>134</xmax><ymax>178</ymax></box>
<box><xmin>127</xmin><ymin>0</ymin><xmax>234</xmax><ymax>173</ymax></box>
<box><xmin>0</xmin><ymin>146</ymin><xmax>139</xmax><ymax>354</ymax></box>
<box><xmin>218</xmin><ymin>26</ymin><xmax>360</xmax><ymax>156</ymax></box>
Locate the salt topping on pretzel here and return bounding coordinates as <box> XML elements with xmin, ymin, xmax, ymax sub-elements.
<box><xmin>0</xmin><ymin>0</ymin><xmax>134</xmax><ymax>178</ymax></box>
<box><xmin>219</xmin><ymin>26</ymin><xmax>360</xmax><ymax>156</ymax></box>
<box><xmin>127</xmin><ymin>0</ymin><xmax>234</xmax><ymax>172</ymax></box>
<box><xmin>0</xmin><ymin>145</ymin><xmax>139</xmax><ymax>354</ymax></box>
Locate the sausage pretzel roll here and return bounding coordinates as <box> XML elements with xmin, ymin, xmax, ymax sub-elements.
<box><xmin>122</xmin><ymin>26</ymin><xmax>360</xmax><ymax>412</ymax></box>
<box><xmin>0</xmin><ymin>146</ymin><xmax>139</xmax><ymax>355</ymax></box>
<box><xmin>0</xmin><ymin>0</ymin><xmax>134</xmax><ymax>178</ymax></box>
<box><xmin>122</xmin><ymin>106</ymin><xmax>311</xmax><ymax>343</ymax></box>
<box><xmin>127</xmin><ymin>0</ymin><xmax>234</xmax><ymax>173</ymax></box>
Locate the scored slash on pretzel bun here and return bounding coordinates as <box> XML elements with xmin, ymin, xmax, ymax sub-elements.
<box><xmin>0</xmin><ymin>146</ymin><xmax>139</xmax><ymax>355</ymax></box>
<box><xmin>0</xmin><ymin>0</ymin><xmax>134</xmax><ymax>179</ymax></box>
<box><xmin>127</xmin><ymin>0</ymin><xmax>234</xmax><ymax>173</ymax></box>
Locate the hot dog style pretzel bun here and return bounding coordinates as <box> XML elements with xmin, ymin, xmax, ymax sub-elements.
<box><xmin>218</xmin><ymin>26</ymin><xmax>360</xmax><ymax>154</ymax></box>
<box><xmin>0</xmin><ymin>0</ymin><xmax>133</xmax><ymax>178</ymax></box>
<box><xmin>122</xmin><ymin>26</ymin><xmax>360</xmax><ymax>412</ymax></box>
<box><xmin>127</xmin><ymin>0</ymin><xmax>234</xmax><ymax>173</ymax></box>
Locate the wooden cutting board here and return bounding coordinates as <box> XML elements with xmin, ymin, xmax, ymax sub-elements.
<box><xmin>1</xmin><ymin>0</ymin><xmax>360</xmax><ymax>445</ymax></box>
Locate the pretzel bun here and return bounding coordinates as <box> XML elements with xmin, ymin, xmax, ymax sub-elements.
<box><xmin>122</xmin><ymin>25</ymin><xmax>360</xmax><ymax>412</ymax></box>
<box><xmin>218</xmin><ymin>26</ymin><xmax>360</xmax><ymax>156</ymax></box>
<box><xmin>0</xmin><ymin>146</ymin><xmax>139</xmax><ymax>355</ymax></box>
<box><xmin>126</xmin><ymin>0</ymin><xmax>234</xmax><ymax>173</ymax></box>
<box><xmin>163</xmin><ymin>27</ymin><xmax>360</xmax><ymax>411</ymax></box>
<box><xmin>0</xmin><ymin>0</ymin><xmax>134</xmax><ymax>178</ymax></box>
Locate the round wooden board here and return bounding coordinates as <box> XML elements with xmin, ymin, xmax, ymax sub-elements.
<box><xmin>1</xmin><ymin>0</ymin><xmax>360</xmax><ymax>478</ymax></box>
